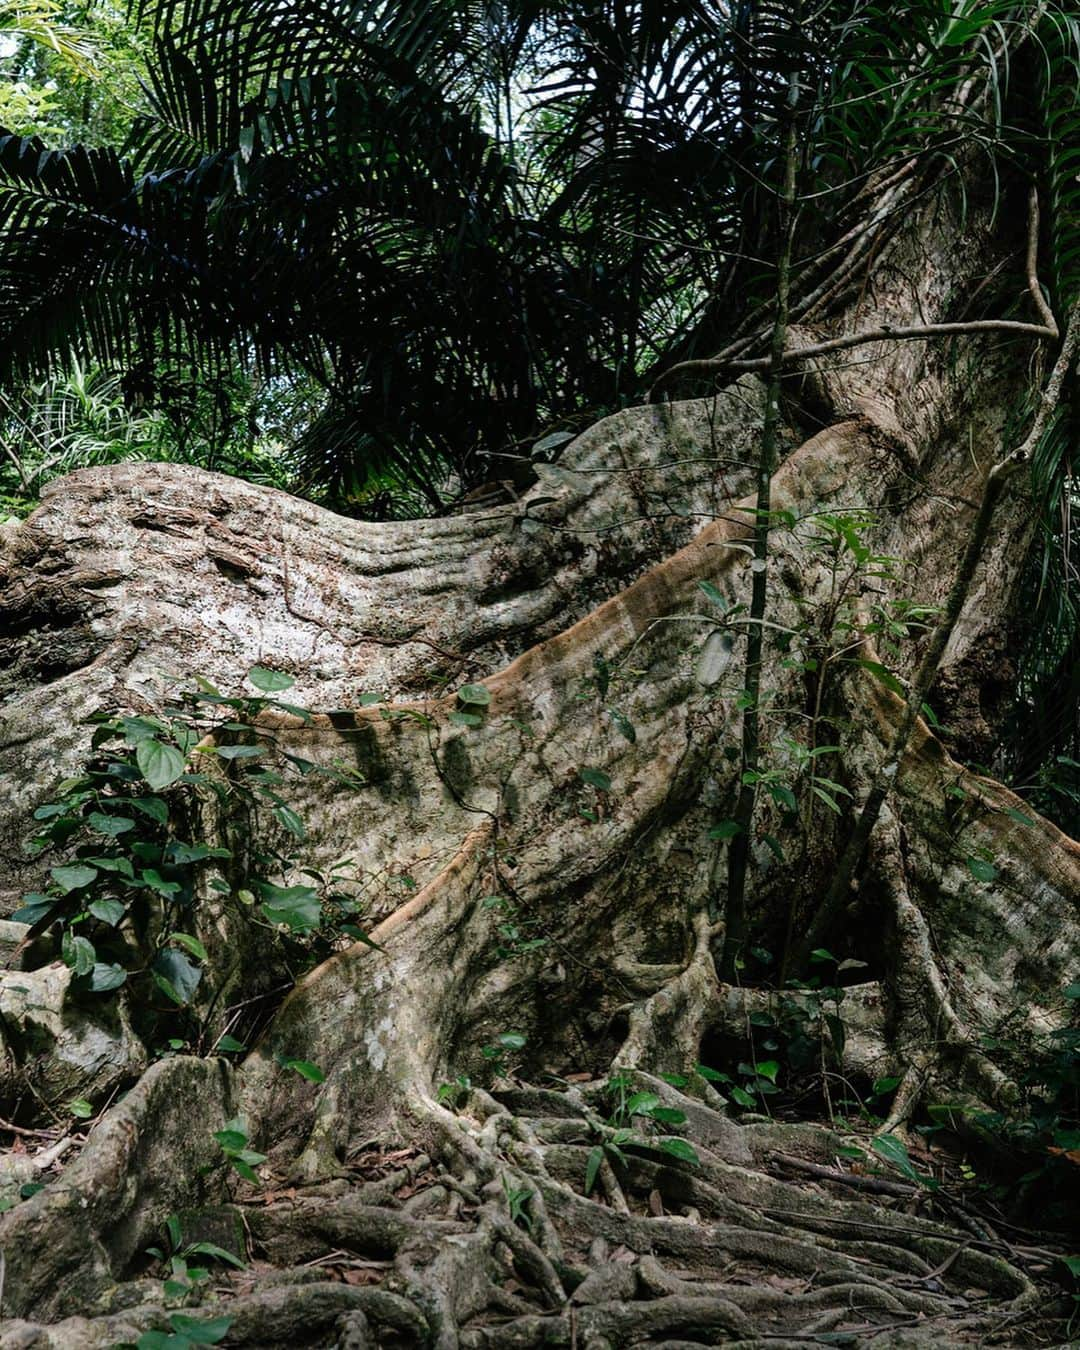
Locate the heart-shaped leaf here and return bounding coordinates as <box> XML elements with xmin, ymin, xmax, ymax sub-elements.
<box><xmin>136</xmin><ymin>739</ymin><xmax>186</xmax><ymax>791</ymax></box>
<box><xmin>248</xmin><ymin>666</ymin><xmax>294</xmax><ymax>692</ymax></box>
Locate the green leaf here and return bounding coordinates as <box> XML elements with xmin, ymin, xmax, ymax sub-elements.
<box><xmin>214</xmin><ymin>1035</ymin><xmax>246</xmax><ymax>1053</ymax></box>
<box><xmin>1004</xmin><ymin>806</ymin><xmax>1035</xmax><ymax>827</ymax></box>
<box><xmin>339</xmin><ymin>924</ymin><xmax>384</xmax><ymax>952</ymax></box>
<box><xmin>280</xmin><ymin>1058</ymin><xmax>325</xmax><ymax>1083</ymax></box>
<box><xmin>12</xmin><ymin>893</ymin><xmax>58</xmax><ymax>924</ymax></box>
<box><xmin>768</xmin><ymin>783</ymin><xmax>797</xmax><ymax>811</ymax></box>
<box><xmin>68</xmin><ymin>1098</ymin><xmax>93</xmax><ymax>1118</ymax></box>
<box><xmin>215</xmin><ymin>744</ymin><xmax>265</xmax><ymax>760</ymax></box>
<box><xmin>872</xmin><ymin>1133</ymin><xmax>937</xmax><ymax>1189</ymax></box>
<box><xmin>457</xmin><ymin>683</ymin><xmax>492</xmax><ymax>706</ymax></box>
<box><xmin>168</xmin><ymin>842</ymin><xmax>231</xmax><ymax>864</ymax></box>
<box><xmin>119</xmin><ymin>715</ymin><xmax>163</xmax><ymax>744</ymax></box>
<box><xmin>88</xmin><ymin>897</ymin><xmax>125</xmax><ymax>926</ymax></box>
<box><xmin>730</xmin><ymin>1085</ymin><xmax>756</xmax><ymax>1108</ymax></box>
<box><xmin>533</xmin><ymin>430</ymin><xmax>575</xmax><ymax>456</ymax></box>
<box><xmin>697</xmin><ymin>579</ymin><xmax>727</xmax><ymax>610</ymax></box>
<box><xmin>229</xmin><ymin>1154</ymin><xmax>265</xmax><ymax>1183</ymax></box>
<box><xmin>213</xmin><ymin>1125</ymin><xmax>248</xmax><ymax>1152</ymax></box>
<box><xmin>966</xmin><ymin>857</ymin><xmax>998</xmax><ymax>883</ymax></box>
<box><xmin>358</xmin><ymin>692</ymin><xmax>383</xmax><ymax>706</ymax></box>
<box><xmin>89</xmin><ymin>963</ymin><xmax>127</xmax><ymax>992</ymax></box>
<box><xmin>608</xmin><ymin>709</ymin><xmax>636</xmax><ymax>743</ymax></box>
<box><xmin>810</xmin><ymin>784</ymin><xmax>843</xmax><ymax>813</ymax></box>
<box><xmin>579</xmin><ymin>767</ymin><xmax>612</xmax><ymax>791</ymax></box>
<box><xmin>754</xmin><ymin>1060</ymin><xmax>780</xmax><ymax>1082</ymax></box>
<box><xmin>658</xmin><ymin>1137</ymin><xmax>699</xmax><ymax>1164</ymax></box>
<box><xmin>708</xmin><ymin>819</ymin><xmax>742</xmax><ymax>841</ymax></box>
<box><xmin>136</xmin><ymin>739</ymin><xmax>186</xmax><ymax>791</ymax></box>
<box><xmin>919</xmin><ymin>701</ymin><xmax>942</xmax><ymax>729</ymax></box>
<box><xmin>650</xmin><ymin>1107</ymin><xmax>687</xmax><ymax>1126</ymax></box>
<box><xmin>272</xmin><ymin>804</ymin><xmax>305</xmax><ymax>839</ymax></box>
<box><xmin>87</xmin><ymin>855</ymin><xmax>134</xmax><ymax>878</ymax></box>
<box><xmin>152</xmin><ymin>949</ymin><xmax>202</xmax><ymax>1006</ymax></box>
<box><xmin>584</xmin><ymin>1144</ymin><xmax>604</xmax><ymax>1196</ymax></box>
<box><xmin>281</xmin><ymin>753</ymin><xmax>315</xmax><ymax>775</ymax></box>
<box><xmin>872</xmin><ymin>1076</ymin><xmax>902</xmax><ymax>1096</ymax></box>
<box><xmin>625</xmin><ymin>1091</ymin><xmax>661</xmax><ymax>1116</ymax></box>
<box><xmin>136</xmin><ymin>1331</ymin><xmax>176</xmax><ymax>1349</ymax></box>
<box><xmin>762</xmin><ymin>834</ymin><xmax>785</xmax><ymax>863</ymax></box>
<box><xmin>694</xmin><ymin>1064</ymin><xmax>730</xmax><ymax>1084</ymax></box>
<box><xmin>856</xmin><ymin>659</ymin><xmax>905</xmax><ymax>698</ymax></box>
<box><xmin>87</xmin><ymin>812</ymin><xmax>135</xmax><ymax>837</ymax></box>
<box><xmin>51</xmin><ymin>864</ymin><xmax>97</xmax><ymax>892</ymax></box>
<box><xmin>836</xmin><ymin>1145</ymin><xmax>866</xmax><ymax>1160</ymax></box>
<box><xmin>168</xmin><ymin>1313</ymin><xmax>233</xmax><ymax>1344</ymax></box>
<box><xmin>248</xmin><ymin>666</ymin><xmax>294</xmax><ymax>692</ymax></box>
<box><xmin>64</xmin><ymin>934</ymin><xmax>96</xmax><ymax>976</ymax></box>
<box><xmin>141</xmin><ymin>868</ymin><xmax>181</xmax><ymax>897</ymax></box>
<box><xmin>1064</xmin><ymin>983</ymin><xmax>1080</xmax><ymax>1000</ymax></box>
<box><xmin>184</xmin><ymin>1243</ymin><xmax>246</xmax><ymax>1270</ymax></box>
<box><xmin>448</xmin><ymin>711</ymin><xmax>483</xmax><ymax>727</ymax></box>
<box><xmin>258</xmin><ymin>883</ymin><xmax>321</xmax><ymax>931</ymax></box>
<box><xmin>810</xmin><ymin>948</ymin><xmax>836</xmax><ymax>964</ymax></box>
<box><xmin>497</xmin><ymin>1032</ymin><xmax>527</xmax><ymax>1050</ymax></box>
<box><xmin>169</xmin><ymin>932</ymin><xmax>208</xmax><ymax>961</ymax></box>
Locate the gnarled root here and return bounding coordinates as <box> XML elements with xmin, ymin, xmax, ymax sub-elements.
<box><xmin>3</xmin><ymin>1044</ymin><xmax>1066</xmax><ymax>1348</ymax></box>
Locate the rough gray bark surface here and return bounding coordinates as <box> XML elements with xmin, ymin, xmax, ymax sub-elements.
<box><xmin>0</xmin><ymin>181</ymin><xmax>1077</xmax><ymax>1346</ymax></box>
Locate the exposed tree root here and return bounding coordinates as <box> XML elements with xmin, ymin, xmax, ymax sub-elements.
<box><xmin>2</xmin><ymin>177</ymin><xmax>1079</xmax><ymax>1347</ymax></box>
<box><xmin>0</xmin><ymin>1023</ymin><xmax>1071</xmax><ymax>1348</ymax></box>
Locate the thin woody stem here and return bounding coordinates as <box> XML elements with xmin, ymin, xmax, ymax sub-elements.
<box><xmin>791</xmin><ymin>300</ymin><xmax>1080</xmax><ymax>973</ymax></box>
<box><xmin>719</xmin><ymin>36</ymin><xmax>801</xmax><ymax>982</ymax></box>
<box><xmin>1026</xmin><ymin>184</ymin><xmax>1058</xmax><ymax>338</ymax></box>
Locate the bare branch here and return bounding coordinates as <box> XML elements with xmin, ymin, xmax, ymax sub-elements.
<box><xmin>1026</xmin><ymin>184</ymin><xmax>1058</xmax><ymax>339</ymax></box>
<box><xmin>651</xmin><ymin>189</ymin><xmax>1058</xmax><ymax>399</ymax></box>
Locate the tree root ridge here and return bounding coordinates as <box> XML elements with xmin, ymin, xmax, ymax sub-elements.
<box><xmin>1</xmin><ymin>1066</ymin><xmax>1068</xmax><ymax>1348</ymax></box>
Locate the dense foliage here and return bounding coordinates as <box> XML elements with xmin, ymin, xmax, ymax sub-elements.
<box><xmin>0</xmin><ymin>1</ymin><xmax>1077</xmax><ymax>807</ymax></box>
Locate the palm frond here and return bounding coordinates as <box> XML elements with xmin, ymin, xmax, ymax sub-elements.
<box><xmin>0</xmin><ymin>0</ymin><xmax>98</xmax><ymax>76</ymax></box>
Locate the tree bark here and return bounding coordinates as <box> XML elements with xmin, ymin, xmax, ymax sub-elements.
<box><xmin>0</xmin><ymin>171</ymin><xmax>1077</xmax><ymax>1346</ymax></box>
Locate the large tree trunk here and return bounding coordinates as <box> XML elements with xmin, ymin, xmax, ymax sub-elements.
<box><xmin>0</xmin><ymin>174</ymin><xmax>1077</xmax><ymax>1347</ymax></box>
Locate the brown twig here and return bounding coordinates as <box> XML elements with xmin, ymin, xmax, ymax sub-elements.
<box><xmin>770</xmin><ymin>1151</ymin><xmax>918</xmax><ymax>1198</ymax></box>
<box><xmin>652</xmin><ymin>317</ymin><xmax>1056</xmax><ymax>395</ymax></box>
<box><xmin>0</xmin><ymin>1116</ymin><xmax>56</xmax><ymax>1140</ymax></box>
<box><xmin>1026</xmin><ymin>184</ymin><xmax>1058</xmax><ymax>338</ymax></box>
